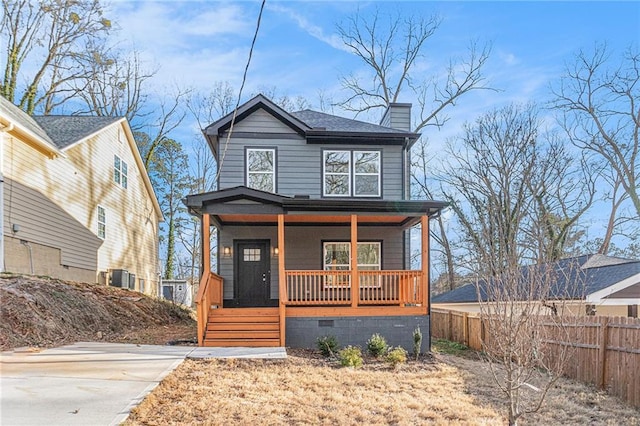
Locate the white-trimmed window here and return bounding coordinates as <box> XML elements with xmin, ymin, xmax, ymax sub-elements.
<box><xmin>114</xmin><ymin>155</ymin><xmax>128</xmax><ymax>189</ymax></box>
<box><xmin>323</xmin><ymin>242</ymin><xmax>381</xmax><ymax>287</ymax></box>
<box><xmin>323</xmin><ymin>150</ymin><xmax>380</xmax><ymax>197</ymax></box>
<box><xmin>97</xmin><ymin>206</ymin><xmax>106</xmax><ymax>239</ymax></box>
<box><xmin>246</xmin><ymin>148</ymin><xmax>275</xmax><ymax>192</ymax></box>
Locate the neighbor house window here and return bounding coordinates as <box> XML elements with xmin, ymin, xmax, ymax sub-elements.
<box><xmin>246</xmin><ymin>148</ymin><xmax>275</xmax><ymax>192</ymax></box>
<box><xmin>323</xmin><ymin>150</ymin><xmax>380</xmax><ymax>197</ymax></box>
<box><xmin>97</xmin><ymin>206</ymin><xmax>106</xmax><ymax>239</ymax></box>
<box><xmin>323</xmin><ymin>242</ymin><xmax>381</xmax><ymax>287</ymax></box>
<box><xmin>114</xmin><ymin>155</ymin><xmax>128</xmax><ymax>189</ymax></box>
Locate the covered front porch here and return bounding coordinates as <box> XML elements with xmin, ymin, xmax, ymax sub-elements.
<box><xmin>186</xmin><ymin>187</ymin><xmax>446</xmax><ymax>347</ymax></box>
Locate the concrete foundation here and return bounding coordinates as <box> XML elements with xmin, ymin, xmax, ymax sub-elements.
<box><xmin>286</xmin><ymin>315</ymin><xmax>430</xmax><ymax>353</ymax></box>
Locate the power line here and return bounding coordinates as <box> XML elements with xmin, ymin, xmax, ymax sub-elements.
<box><xmin>215</xmin><ymin>0</ymin><xmax>266</xmax><ymax>185</ymax></box>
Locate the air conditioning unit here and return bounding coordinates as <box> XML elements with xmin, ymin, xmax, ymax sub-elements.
<box><xmin>110</xmin><ymin>269</ymin><xmax>129</xmax><ymax>288</ymax></box>
<box><xmin>128</xmin><ymin>273</ymin><xmax>136</xmax><ymax>290</ymax></box>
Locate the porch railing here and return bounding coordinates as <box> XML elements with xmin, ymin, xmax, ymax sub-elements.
<box><xmin>195</xmin><ymin>272</ymin><xmax>224</xmax><ymax>345</ymax></box>
<box><xmin>284</xmin><ymin>270</ymin><xmax>423</xmax><ymax>306</ymax></box>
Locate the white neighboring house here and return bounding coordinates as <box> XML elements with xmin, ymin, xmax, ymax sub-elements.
<box><xmin>0</xmin><ymin>96</ymin><xmax>163</xmax><ymax>294</ymax></box>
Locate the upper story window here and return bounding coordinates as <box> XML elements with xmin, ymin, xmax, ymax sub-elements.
<box><xmin>114</xmin><ymin>155</ymin><xmax>128</xmax><ymax>189</ymax></box>
<box><xmin>323</xmin><ymin>150</ymin><xmax>380</xmax><ymax>197</ymax></box>
<box><xmin>246</xmin><ymin>148</ymin><xmax>275</xmax><ymax>192</ymax></box>
<box><xmin>97</xmin><ymin>206</ymin><xmax>106</xmax><ymax>239</ymax></box>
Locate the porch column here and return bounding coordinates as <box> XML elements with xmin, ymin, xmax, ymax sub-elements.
<box><xmin>201</xmin><ymin>213</ymin><xmax>211</xmax><ymax>277</ymax></box>
<box><xmin>350</xmin><ymin>214</ymin><xmax>358</xmax><ymax>308</ymax></box>
<box><xmin>278</xmin><ymin>214</ymin><xmax>286</xmax><ymax>346</ymax></box>
<box><xmin>421</xmin><ymin>215</ymin><xmax>429</xmax><ymax>312</ymax></box>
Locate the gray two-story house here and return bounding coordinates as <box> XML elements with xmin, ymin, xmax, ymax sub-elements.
<box><xmin>185</xmin><ymin>94</ymin><xmax>446</xmax><ymax>349</ymax></box>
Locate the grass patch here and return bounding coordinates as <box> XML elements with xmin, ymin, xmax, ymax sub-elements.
<box><xmin>125</xmin><ymin>353</ymin><xmax>502</xmax><ymax>425</ymax></box>
<box><xmin>432</xmin><ymin>338</ymin><xmax>471</xmax><ymax>357</ymax></box>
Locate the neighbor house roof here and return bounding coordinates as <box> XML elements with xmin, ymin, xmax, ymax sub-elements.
<box><xmin>0</xmin><ymin>95</ymin><xmax>61</xmax><ymax>156</ymax></box>
<box><xmin>432</xmin><ymin>254</ymin><xmax>640</xmax><ymax>304</ymax></box>
<box><xmin>33</xmin><ymin>115</ymin><xmax>121</xmax><ymax>150</ymax></box>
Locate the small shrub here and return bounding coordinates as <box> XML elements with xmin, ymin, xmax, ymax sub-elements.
<box><xmin>413</xmin><ymin>327</ymin><xmax>422</xmax><ymax>360</ymax></box>
<box><xmin>366</xmin><ymin>333</ymin><xmax>388</xmax><ymax>357</ymax></box>
<box><xmin>316</xmin><ymin>335</ymin><xmax>338</xmax><ymax>357</ymax></box>
<box><xmin>338</xmin><ymin>345</ymin><xmax>363</xmax><ymax>368</ymax></box>
<box><xmin>385</xmin><ymin>346</ymin><xmax>408</xmax><ymax>368</ymax></box>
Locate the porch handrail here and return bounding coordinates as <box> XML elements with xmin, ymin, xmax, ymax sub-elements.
<box><xmin>195</xmin><ymin>272</ymin><xmax>223</xmax><ymax>346</ymax></box>
<box><xmin>284</xmin><ymin>269</ymin><xmax>423</xmax><ymax>307</ymax></box>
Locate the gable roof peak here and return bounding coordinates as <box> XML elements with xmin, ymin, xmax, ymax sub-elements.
<box><xmin>32</xmin><ymin>115</ymin><xmax>122</xmax><ymax>150</ymax></box>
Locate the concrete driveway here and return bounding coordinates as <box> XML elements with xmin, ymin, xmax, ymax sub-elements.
<box><xmin>1</xmin><ymin>342</ymin><xmax>193</xmax><ymax>425</ymax></box>
<box><xmin>1</xmin><ymin>342</ymin><xmax>287</xmax><ymax>426</ymax></box>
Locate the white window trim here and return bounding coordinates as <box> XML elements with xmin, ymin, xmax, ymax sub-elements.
<box><xmin>114</xmin><ymin>155</ymin><xmax>128</xmax><ymax>189</ymax></box>
<box><xmin>246</xmin><ymin>148</ymin><xmax>276</xmax><ymax>192</ymax></box>
<box><xmin>323</xmin><ymin>150</ymin><xmax>381</xmax><ymax>197</ymax></box>
<box><xmin>353</xmin><ymin>150</ymin><xmax>381</xmax><ymax>197</ymax></box>
<box><xmin>97</xmin><ymin>205</ymin><xmax>106</xmax><ymax>240</ymax></box>
<box><xmin>323</xmin><ymin>150</ymin><xmax>351</xmax><ymax>197</ymax></box>
<box><xmin>323</xmin><ymin>241</ymin><xmax>381</xmax><ymax>288</ymax></box>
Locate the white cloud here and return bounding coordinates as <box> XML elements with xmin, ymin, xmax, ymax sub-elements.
<box><xmin>268</xmin><ymin>4</ymin><xmax>351</xmax><ymax>53</ymax></box>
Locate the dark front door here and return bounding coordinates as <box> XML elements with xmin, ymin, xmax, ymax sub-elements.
<box><xmin>235</xmin><ymin>240</ymin><xmax>273</xmax><ymax>307</ymax></box>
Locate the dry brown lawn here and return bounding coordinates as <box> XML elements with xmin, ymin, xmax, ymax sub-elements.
<box><xmin>124</xmin><ymin>348</ymin><xmax>639</xmax><ymax>426</ymax></box>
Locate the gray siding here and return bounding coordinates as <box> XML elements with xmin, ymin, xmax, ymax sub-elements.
<box><xmin>380</xmin><ymin>104</ymin><xmax>412</xmax><ymax>131</ymax></box>
<box><xmin>286</xmin><ymin>315</ymin><xmax>430</xmax><ymax>352</ymax></box>
<box><xmin>218</xmin><ymin>109</ymin><xmax>405</xmax><ymax>199</ymax></box>
<box><xmin>219</xmin><ymin>225</ymin><xmax>405</xmax><ymax>301</ymax></box>
<box><xmin>3</xmin><ymin>178</ymin><xmax>101</xmax><ymax>271</ymax></box>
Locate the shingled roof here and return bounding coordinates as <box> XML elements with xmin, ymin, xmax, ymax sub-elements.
<box><xmin>290</xmin><ymin>109</ymin><xmax>410</xmax><ymax>134</ymax></box>
<box><xmin>432</xmin><ymin>254</ymin><xmax>640</xmax><ymax>304</ymax></box>
<box><xmin>0</xmin><ymin>96</ymin><xmax>57</xmax><ymax>149</ymax></box>
<box><xmin>33</xmin><ymin>115</ymin><xmax>121</xmax><ymax>149</ymax></box>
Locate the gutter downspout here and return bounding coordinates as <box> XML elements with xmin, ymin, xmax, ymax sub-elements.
<box><xmin>0</xmin><ymin>123</ymin><xmax>15</xmax><ymax>273</ymax></box>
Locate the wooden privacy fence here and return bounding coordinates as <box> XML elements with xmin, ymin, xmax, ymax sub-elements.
<box><xmin>431</xmin><ymin>308</ymin><xmax>640</xmax><ymax>408</ymax></box>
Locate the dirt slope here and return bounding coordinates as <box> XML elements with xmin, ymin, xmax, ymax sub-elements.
<box><xmin>0</xmin><ymin>273</ymin><xmax>196</xmax><ymax>350</ymax></box>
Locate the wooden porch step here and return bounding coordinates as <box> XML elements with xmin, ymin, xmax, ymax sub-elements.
<box><xmin>203</xmin><ymin>338</ymin><xmax>281</xmax><ymax>347</ymax></box>
<box><xmin>207</xmin><ymin>322</ymin><xmax>279</xmax><ymax>331</ymax></box>
<box><xmin>204</xmin><ymin>307</ymin><xmax>281</xmax><ymax>347</ymax></box>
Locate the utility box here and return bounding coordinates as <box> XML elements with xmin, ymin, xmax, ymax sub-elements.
<box><xmin>128</xmin><ymin>273</ymin><xmax>136</xmax><ymax>290</ymax></box>
<box><xmin>110</xmin><ymin>269</ymin><xmax>129</xmax><ymax>288</ymax></box>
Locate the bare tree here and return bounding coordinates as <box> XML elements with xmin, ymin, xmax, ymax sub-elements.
<box><xmin>336</xmin><ymin>8</ymin><xmax>491</xmax><ymax>127</ymax></box>
<box><xmin>441</xmin><ymin>104</ymin><xmax>594</xmax><ymax>276</ymax></box>
<box><xmin>255</xmin><ymin>85</ymin><xmax>311</xmax><ymax>112</ymax></box>
<box><xmin>336</xmin><ymin>8</ymin><xmax>492</xmax><ymax>288</ymax></box>
<box><xmin>187</xmin><ymin>81</ymin><xmax>236</xmax><ymax>130</ymax></box>
<box><xmin>135</xmin><ymin>87</ymin><xmax>191</xmax><ymax>169</ymax></box>
<box><xmin>72</xmin><ymin>45</ymin><xmax>155</xmax><ymax>125</ymax></box>
<box><xmin>552</xmin><ymin>44</ymin><xmax>640</xmax><ymax>217</ymax></box>
<box><xmin>477</xmin><ymin>260</ymin><xmax>584</xmax><ymax>426</ymax></box>
<box><xmin>1</xmin><ymin>0</ymin><xmax>112</xmax><ymax>113</ymax></box>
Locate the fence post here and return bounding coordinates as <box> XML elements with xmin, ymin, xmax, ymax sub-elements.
<box><xmin>447</xmin><ymin>310</ymin><xmax>453</xmax><ymax>341</ymax></box>
<box><xmin>463</xmin><ymin>312</ymin><xmax>469</xmax><ymax>346</ymax></box>
<box><xmin>597</xmin><ymin>316</ymin><xmax>610</xmax><ymax>389</ymax></box>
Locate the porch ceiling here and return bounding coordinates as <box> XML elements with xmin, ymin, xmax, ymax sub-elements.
<box><xmin>216</xmin><ymin>213</ymin><xmax>411</xmax><ymax>226</ymax></box>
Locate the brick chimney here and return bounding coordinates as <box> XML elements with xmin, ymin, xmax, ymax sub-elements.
<box><xmin>380</xmin><ymin>103</ymin><xmax>412</xmax><ymax>131</ymax></box>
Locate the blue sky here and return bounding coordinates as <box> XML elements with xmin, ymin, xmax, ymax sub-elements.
<box><xmin>109</xmin><ymin>0</ymin><xmax>639</xmax><ymax>253</ymax></box>
<box><xmin>108</xmin><ymin>1</ymin><xmax>639</xmax><ymax>143</ymax></box>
